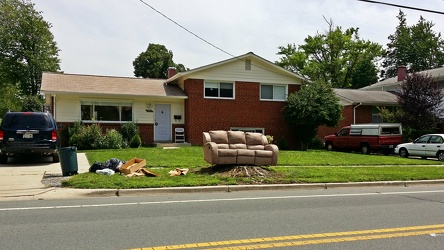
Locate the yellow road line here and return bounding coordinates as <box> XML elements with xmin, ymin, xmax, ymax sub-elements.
<box><xmin>131</xmin><ymin>224</ymin><xmax>444</xmax><ymax>250</ymax></box>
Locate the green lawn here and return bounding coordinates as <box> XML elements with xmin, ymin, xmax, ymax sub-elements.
<box><xmin>62</xmin><ymin>146</ymin><xmax>444</xmax><ymax>189</ymax></box>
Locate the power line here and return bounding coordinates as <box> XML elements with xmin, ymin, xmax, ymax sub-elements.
<box><xmin>138</xmin><ymin>0</ymin><xmax>236</xmax><ymax>58</ymax></box>
<box><xmin>357</xmin><ymin>0</ymin><xmax>444</xmax><ymax>15</ymax></box>
<box><xmin>138</xmin><ymin>0</ymin><xmax>307</xmax><ymax>81</ymax></box>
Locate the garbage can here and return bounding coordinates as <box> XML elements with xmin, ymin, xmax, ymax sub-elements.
<box><xmin>58</xmin><ymin>146</ymin><xmax>78</xmax><ymax>176</ymax></box>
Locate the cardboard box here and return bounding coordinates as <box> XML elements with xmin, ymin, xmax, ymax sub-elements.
<box><xmin>119</xmin><ymin>158</ymin><xmax>146</xmax><ymax>174</ymax></box>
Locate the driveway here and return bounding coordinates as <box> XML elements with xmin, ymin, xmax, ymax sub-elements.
<box><xmin>0</xmin><ymin>153</ymin><xmax>90</xmax><ymax>200</ymax></box>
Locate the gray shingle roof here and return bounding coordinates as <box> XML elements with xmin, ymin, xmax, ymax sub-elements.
<box><xmin>41</xmin><ymin>72</ymin><xmax>187</xmax><ymax>98</ymax></box>
<box><xmin>334</xmin><ymin>88</ymin><xmax>398</xmax><ymax>106</ymax></box>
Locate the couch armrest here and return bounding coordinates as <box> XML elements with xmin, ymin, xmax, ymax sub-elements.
<box><xmin>264</xmin><ymin>144</ymin><xmax>279</xmax><ymax>166</ymax></box>
<box><xmin>203</xmin><ymin>142</ymin><xmax>219</xmax><ymax>165</ymax></box>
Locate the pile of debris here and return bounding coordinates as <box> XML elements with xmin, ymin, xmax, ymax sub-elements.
<box><xmin>89</xmin><ymin>157</ymin><xmax>158</xmax><ymax>177</ymax></box>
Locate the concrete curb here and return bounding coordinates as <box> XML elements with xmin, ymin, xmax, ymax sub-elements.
<box><xmin>67</xmin><ymin>179</ymin><xmax>444</xmax><ymax>198</ymax></box>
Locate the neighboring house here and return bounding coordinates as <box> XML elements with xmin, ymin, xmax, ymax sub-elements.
<box><xmin>317</xmin><ymin>89</ymin><xmax>399</xmax><ymax>139</ymax></box>
<box><xmin>319</xmin><ymin>66</ymin><xmax>444</xmax><ymax>140</ymax></box>
<box><xmin>360</xmin><ymin>66</ymin><xmax>444</xmax><ymax>92</ymax></box>
<box><xmin>41</xmin><ymin>52</ymin><xmax>307</xmax><ymax>148</ymax></box>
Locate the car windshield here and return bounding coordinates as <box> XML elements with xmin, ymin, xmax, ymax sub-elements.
<box><xmin>1</xmin><ymin>113</ymin><xmax>52</xmax><ymax>130</ymax></box>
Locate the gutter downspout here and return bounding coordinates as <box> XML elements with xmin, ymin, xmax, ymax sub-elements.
<box><xmin>51</xmin><ymin>94</ymin><xmax>56</xmax><ymax>119</ymax></box>
<box><xmin>353</xmin><ymin>102</ymin><xmax>362</xmax><ymax>124</ymax></box>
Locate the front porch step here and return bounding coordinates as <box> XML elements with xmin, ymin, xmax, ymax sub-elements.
<box><xmin>155</xmin><ymin>142</ymin><xmax>191</xmax><ymax>148</ymax></box>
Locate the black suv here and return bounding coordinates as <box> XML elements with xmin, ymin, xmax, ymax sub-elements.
<box><xmin>0</xmin><ymin>112</ymin><xmax>60</xmax><ymax>164</ymax></box>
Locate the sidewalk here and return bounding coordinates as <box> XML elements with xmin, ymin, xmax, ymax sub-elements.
<box><xmin>0</xmin><ymin>153</ymin><xmax>91</xmax><ymax>201</ymax></box>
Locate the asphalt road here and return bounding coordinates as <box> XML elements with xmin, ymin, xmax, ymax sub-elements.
<box><xmin>1</xmin><ymin>186</ymin><xmax>444</xmax><ymax>250</ymax></box>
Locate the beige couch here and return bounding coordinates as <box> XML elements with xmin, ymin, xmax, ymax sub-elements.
<box><xmin>203</xmin><ymin>130</ymin><xmax>279</xmax><ymax>166</ymax></box>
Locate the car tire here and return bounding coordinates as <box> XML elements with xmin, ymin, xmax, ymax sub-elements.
<box><xmin>0</xmin><ymin>154</ymin><xmax>7</xmax><ymax>164</ymax></box>
<box><xmin>399</xmin><ymin>148</ymin><xmax>409</xmax><ymax>158</ymax></box>
<box><xmin>438</xmin><ymin>151</ymin><xmax>444</xmax><ymax>161</ymax></box>
<box><xmin>360</xmin><ymin>144</ymin><xmax>370</xmax><ymax>154</ymax></box>
<box><xmin>325</xmin><ymin>142</ymin><xmax>334</xmax><ymax>151</ymax></box>
<box><xmin>53</xmin><ymin>153</ymin><xmax>60</xmax><ymax>163</ymax></box>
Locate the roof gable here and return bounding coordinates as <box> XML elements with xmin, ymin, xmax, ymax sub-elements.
<box><xmin>167</xmin><ymin>52</ymin><xmax>307</xmax><ymax>84</ymax></box>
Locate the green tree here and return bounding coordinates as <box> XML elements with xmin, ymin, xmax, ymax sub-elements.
<box><xmin>0</xmin><ymin>0</ymin><xmax>60</xmax><ymax>95</ymax></box>
<box><xmin>382</xmin><ymin>10</ymin><xmax>444</xmax><ymax>79</ymax></box>
<box><xmin>0</xmin><ymin>83</ymin><xmax>22</xmax><ymax>117</ymax></box>
<box><xmin>133</xmin><ymin>43</ymin><xmax>187</xmax><ymax>79</ymax></box>
<box><xmin>283</xmin><ymin>81</ymin><xmax>342</xmax><ymax>150</ymax></box>
<box><xmin>277</xmin><ymin>19</ymin><xmax>383</xmax><ymax>88</ymax></box>
<box><xmin>21</xmin><ymin>95</ymin><xmax>43</xmax><ymax>112</ymax></box>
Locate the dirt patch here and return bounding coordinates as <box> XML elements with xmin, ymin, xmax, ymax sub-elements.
<box><xmin>197</xmin><ymin>165</ymin><xmax>276</xmax><ymax>178</ymax></box>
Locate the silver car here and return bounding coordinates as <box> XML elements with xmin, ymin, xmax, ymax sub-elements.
<box><xmin>394</xmin><ymin>134</ymin><xmax>444</xmax><ymax>161</ymax></box>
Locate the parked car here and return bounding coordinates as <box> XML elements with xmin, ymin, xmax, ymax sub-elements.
<box><xmin>0</xmin><ymin>112</ymin><xmax>60</xmax><ymax>164</ymax></box>
<box><xmin>395</xmin><ymin>134</ymin><xmax>444</xmax><ymax>161</ymax></box>
<box><xmin>323</xmin><ymin>123</ymin><xmax>403</xmax><ymax>155</ymax></box>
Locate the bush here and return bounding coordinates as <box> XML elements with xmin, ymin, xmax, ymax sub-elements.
<box><xmin>103</xmin><ymin>129</ymin><xmax>123</xmax><ymax>149</ymax></box>
<box><xmin>69</xmin><ymin>123</ymin><xmax>104</xmax><ymax>149</ymax></box>
<box><xmin>129</xmin><ymin>134</ymin><xmax>142</xmax><ymax>148</ymax></box>
<box><xmin>121</xmin><ymin>122</ymin><xmax>139</xmax><ymax>144</ymax></box>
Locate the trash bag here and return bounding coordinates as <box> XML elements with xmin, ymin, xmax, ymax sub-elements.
<box><xmin>89</xmin><ymin>158</ymin><xmax>125</xmax><ymax>173</ymax></box>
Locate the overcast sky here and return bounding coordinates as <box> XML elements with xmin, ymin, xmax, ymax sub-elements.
<box><xmin>33</xmin><ymin>0</ymin><xmax>444</xmax><ymax>77</ymax></box>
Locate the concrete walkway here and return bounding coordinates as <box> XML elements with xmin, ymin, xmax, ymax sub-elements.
<box><xmin>0</xmin><ymin>153</ymin><xmax>91</xmax><ymax>201</ymax></box>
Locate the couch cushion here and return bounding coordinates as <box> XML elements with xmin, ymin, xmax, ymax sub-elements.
<box><xmin>237</xmin><ymin>149</ymin><xmax>255</xmax><ymax>156</ymax></box>
<box><xmin>247</xmin><ymin>145</ymin><xmax>265</xmax><ymax>150</ymax></box>
<box><xmin>229</xmin><ymin>143</ymin><xmax>247</xmax><ymax>149</ymax></box>
<box><xmin>209</xmin><ymin>130</ymin><xmax>228</xmax><ymax>144</ymax></box>
<box><xmin>255</xmin><ymin>150</ymin><xmax>273</xmax><ymax>157</ymax></box>
<box><xmin>228</xmin><ymin>131</ymin><xmax>246</xmax><ymax>144</ymax></box>
<box><xmin>217</xmin><ymin>144</ymin><xmax>229</xmax><ymax>149</ymax></box>
<box><xmin>218</xmin><ymin>149</ymin><xmax>237</xmax><ymax>157</ymax></box>
<box><xmin>246</xmin><ymin>132</ymin><xmax>264</xmax><ymax>146</ymax></box>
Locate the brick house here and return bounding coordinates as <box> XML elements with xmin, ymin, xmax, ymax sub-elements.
<box><xmin>41</xmin><ymin>52</ymin><xmax>307</xmax><ymax>148</ymax></box>
<box><xmin>317</xmin><ymin>89</ymin><xmax>399</xmax><ymax>140</ymax></box>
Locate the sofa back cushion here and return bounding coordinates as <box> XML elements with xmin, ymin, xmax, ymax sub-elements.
<box><xmin>227</xmin><ymin>131</ymin><xmax>247</xmax><ymax>149</ymax></box>
<box><xmin>209</xmin><ymin>130</ymin><xmax>228</xmax><ymax>144</ymax></box>
<box><xmin>228</xmin><ymin>131</ymin><xmax>246</xmax><ymax>143</ymax></box>
<box><xmin>246</xmin><ymin>132</ymin><xmax>265</xmax><ymax>150</ymax></box>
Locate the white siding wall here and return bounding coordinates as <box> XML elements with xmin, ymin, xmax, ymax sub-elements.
<box><xmin>189</xmin><ymin>58</ymin><xmax>302</xmax><ymax>85</ymax></box>
<box><xmin>52</xmin><ymin>94</ymin><xmax>185</xmax><ymax>124</ymax></box>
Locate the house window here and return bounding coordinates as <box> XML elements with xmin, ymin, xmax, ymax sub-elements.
<box><xmin>260</xmin><ymin>84</ymin><xmax>286</xmax><ymax>101</ymax></box>
<box><xmin>230</xmin><ymin>127</ymin><xmax>264</xmax><ymax>134</ymax></box>
<box><xmin>81</xmin><ymin>101</ymin><xmax>133</xmax><ymax>122</ymax></box>
<box><xmin>372</xmin><ymin>106</ymin><xmax>398</xmax><ymax>123</ymax></box>
<box><xmin>204</xmin><ymin>81</ymin><xmax>234</xmax><ymax>98</ymax></box>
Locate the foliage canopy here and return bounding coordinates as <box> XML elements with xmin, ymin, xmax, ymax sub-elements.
<box><xmin>133</xmin><ymin>43</ymin><xmax>187</xmax><ymax>79</ymax></box>
<box><xmin>0</xmin><ymin>0</ymin><xmax>60</xmax><ymax>95</ymax></box>
<box><xmin>382</xmin><ymin>10</ymin><xmax>444</xmax><ymax>79</ymax></box>
<box><xmin>276</xmin><ymin>19</ymin><xmax>383</xmax><ymax>89</ymax></box>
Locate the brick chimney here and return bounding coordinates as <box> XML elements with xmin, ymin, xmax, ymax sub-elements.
<box><xmin>397</xmin><ymin>65</ymin><xmax>407</xmax><ymax>81</ymax></box>
<box><xmin>167</xmin><ymin>67</ymin><xmax>177</xmax><ymax>78</ymax></box>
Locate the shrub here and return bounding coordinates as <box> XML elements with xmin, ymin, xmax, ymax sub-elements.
<box><xmin>129</xmin><ymin>134</ymin><xmax>142</xmax><ymax>148</ymax></box>
<box><xmin>69</xmin><ymin>123</ymin><xmax>104</xmax><ymax>149</ymax></box>
<box><xmin>103</xmin><ymin>129</ymin><xmax>123</xmax><ymax>149</ymax></box>
<box><xmin>121</xmin><ymin>122</ymin><xmax>139</xmax><ymax>144</ymax></box>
